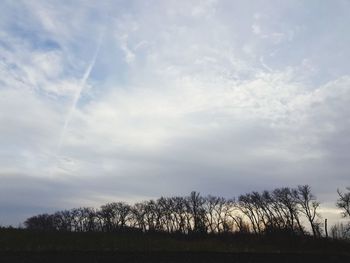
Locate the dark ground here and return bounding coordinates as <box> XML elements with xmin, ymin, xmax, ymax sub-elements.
<box><xmin>0</xmin><ymin>229</ymin><xmax>349</xmax><ymax>262</ymax></box>
<box><xmin>0</xmin><ymin>251</ymin><xmax>349</xmax><ymax>263</ymax></box>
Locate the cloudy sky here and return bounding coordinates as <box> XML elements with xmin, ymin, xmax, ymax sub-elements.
<box><xmin>0</xmin><ymin>0</ymin><xmax>350</xmax><ymax>226</ymax></box>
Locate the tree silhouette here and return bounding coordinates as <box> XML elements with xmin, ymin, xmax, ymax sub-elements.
<box><xmin>22</xmin><ymin>186</ymin><xmax>330</xmax><ymax>238</ymax></box>
<box><xmin>337</xmin><ymin>187</ymin><xmax>350</xmax><ymax>218</ymax></box>
<box><xmin>295</xmin><ymin>185</ymin><xmax>321</xmax><ymax>237</ymax></box>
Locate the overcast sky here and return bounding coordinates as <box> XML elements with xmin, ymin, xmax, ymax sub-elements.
<box><xmin>0</xmin><ymin>0</ymin><xmax>350</xmax><ymax>226</ymax></box>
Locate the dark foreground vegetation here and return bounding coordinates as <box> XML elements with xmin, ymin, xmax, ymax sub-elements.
<box><xmin>0</xmin><ymin>228</ymin><xmax>349</xmax><ymax>262</ymax></box>
<box><xmin>1</xmin><ymin>185</ymin><xmax>349</xmax><ymax>262</ymax></box>
<box><xmin>0</xmin><ymin>251</ymin><xmax>349</xmax><ymax>263</ymax></box>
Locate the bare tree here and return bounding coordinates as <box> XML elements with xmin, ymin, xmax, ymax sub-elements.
<box><xmin>237</xmin><ymin>194</ymin><xmax>261</xmax><ymax>234</ymax></box>
<box><xmin>52</xmin><ymin>210</ymin><xmax>73</xmax><ymax>231</ymax></box>
<box><xmin>170</xmin><ymin>196</ymin><xmax>188</xmax><ymax>234</ymax></box>
<box><xmin>130</xmin><ymin>202</ymin><xmax>147</xmax><ymax>232</ymax></box>
<box><xmin>186</xmin><ymin>191</ymin><xmax>207</xmax><ymax>233</ymax></box>
<box><xmin>272</xmin><ymin>187</ymin><xmax>304</xmax><ymax>234</ymax></box>
<box><xmin>204</xmin><ymin>195</ymin><xmax>221</xmax><ymax>233</ymax></box>
<box><xmin>295</xmin><ymin>185</ymin><xmax>321</xmax><ymax>237</ymax></box>
<box><xmin>330</xmin><ymin>222</ymin><xmax>350</xmax><ymax>240</ymax></box>
<box><xmin>230</xmin><ymin>214</ymin><xmax>250</xmax><ymax>233</ymax></box>
<box><xmin>337</xmin><ymin>187</ymin><xmax>350</xmax><ymax>218</ymax></box>
<box><xmin>23</xmin><ymin>186</ymin><xmax>326</xmax><ymax>237</ymax></box>
<box><xmin>24</xmin><ymin>214</ymin><xmax>55</xmax><ymax>231</ymax></box>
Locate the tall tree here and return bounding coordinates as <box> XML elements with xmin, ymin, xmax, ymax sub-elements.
<box><xmin>186</xmin><ymin>191</ymin><xmax>207</xmax><ymax>233</ymax></box>
<box><xmin>337</xmin><ymin>187</ymin><xmax>350</xmax><ymax>218</ymax></box>
<box><xmin>295</xmin><ymin>185</ymin><xmax>321</xmax><ymax>237</ymax></box>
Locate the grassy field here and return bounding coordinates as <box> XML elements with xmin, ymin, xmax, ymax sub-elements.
<box><xmin>0</xmin><ymin>229</ymin><xmax>349</xmax><ymax>262</ymax></box>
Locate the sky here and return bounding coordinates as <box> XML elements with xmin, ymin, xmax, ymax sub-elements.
<box><xmin>0</xmin><ymin>0</ymin><xmax>350</xmax><ymax>226</ymax></box>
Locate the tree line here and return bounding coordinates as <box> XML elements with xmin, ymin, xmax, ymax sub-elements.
<box><xmin>24</xmin><ymin>185</ymin><xmax>350</xmax><ymax>238</ymax></box>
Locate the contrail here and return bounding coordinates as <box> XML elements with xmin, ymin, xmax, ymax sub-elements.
<box><xmin>58</xmin><ymin>35</ymin><xmax>103</xmax><ymax>150</ymax></box>
<box><xmin>51</xmin><ymin>32</ymin><xmax>104</xmax><ymax>174</ymax></box>
<box><xmin>260</xmin><ymin>56</ymin><xmax>273</xmax><ymax>72</ymax></box>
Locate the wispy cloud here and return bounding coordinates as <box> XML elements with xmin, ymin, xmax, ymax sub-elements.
<box><xmin>0</xmin><ymin>0</ymin><xmax>350</xmax><ymax>226</ymax></box>
<box><xmin>56</xmin><ymin>31</ymin><xmax>104</xmax><ymax>156</ymax></box>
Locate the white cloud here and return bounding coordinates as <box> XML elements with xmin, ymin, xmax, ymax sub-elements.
<box><xmin>119</xmin><ymin>34</ymin><xmax>136</xmax><ymax>64</ymax></box>
<box><xmin>0</xmin><ymin>0</ymin><xmax>350</xmax><ymax>226</ymax></box>
<box><xmin>252</xmin><ymin>24</ymin><xmax>262</xmax><ymax>35</ymax></box>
